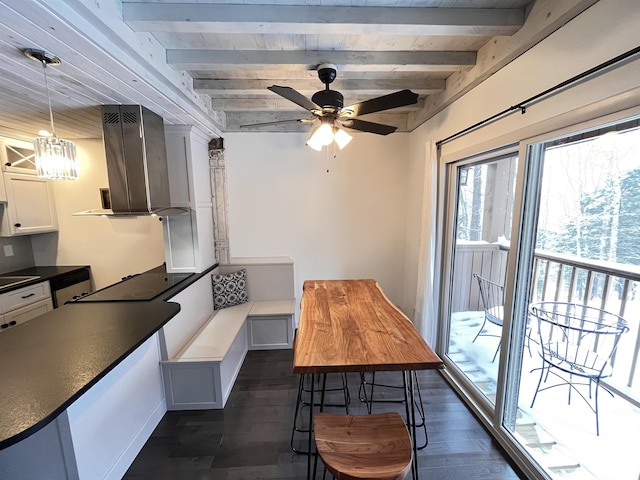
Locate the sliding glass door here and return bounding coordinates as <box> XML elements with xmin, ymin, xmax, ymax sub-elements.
<box><xmin>444</xmin><ymin>150</ymin><xmax>517</xmax><ymax>406</ymax></box>
<box><xmin>439</xmin><ymin>116</ymin><xmax>640</xmax><ymax>480</ymax></box>
<box><xmin>502</xmin><ymin>118</ymin><xmax>640</xmax><ymax>480</ymax></box>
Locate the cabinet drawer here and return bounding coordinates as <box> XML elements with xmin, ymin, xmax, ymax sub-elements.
<box><xmin>0</xmin><ymin>281</ymin><xmax>51</xmax><ymax>313</ymax></box>
<box><xmin>2</xmin><ymin>298</ymin><xmax>53</xmax><ymax>329</ymax></box>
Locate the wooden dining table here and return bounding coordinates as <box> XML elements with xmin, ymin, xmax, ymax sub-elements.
<box><xmin>293</xmin><ymin>279</ymin><xmax>443</xmax><ymax>480</ymax></box>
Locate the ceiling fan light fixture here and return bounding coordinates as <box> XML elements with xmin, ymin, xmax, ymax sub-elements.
<box><xmin>307</xmin><ymin>122</ymin><xmax>334</xmax><ymax>151</ymax></box>
<box><xmin>333</xmin><ymin>128</ymin><xmax>352</xmax><ymax>150</ymax></box>
<box><xmin>306</xmin><ymin>130</ymin><xmax>324</xmax><ymax>151</ymax></box>
<box><xmin>24</xmin><ymin>48</ymin><xmax>79</xmax><ymax>180</ymax></box>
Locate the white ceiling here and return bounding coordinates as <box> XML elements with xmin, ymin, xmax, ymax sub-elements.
<box><xmin>0</xmin><ymin>0</ymin><xmax>598</xmax><ymax>141</ymax></box>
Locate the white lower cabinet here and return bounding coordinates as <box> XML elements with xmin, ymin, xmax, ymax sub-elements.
<box><xmin>3</xmin><ymin>298</ymin><xmax>53</xmax><ymax>325</ymax></box>
<box><xmin>0</xmin><ymin>282</ymin><xmax>53</xmax><ymax>332</ymax></box>
<box><xmin>247</xmin><ymin>315</ymin><xmax>294</xmax><ymax>350</ymax></box>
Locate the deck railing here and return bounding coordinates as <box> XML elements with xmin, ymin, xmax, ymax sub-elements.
<box><xmin>454</xmin><ymin>241</ymin><xmax>640</xmax><ymax>405</ymax></box>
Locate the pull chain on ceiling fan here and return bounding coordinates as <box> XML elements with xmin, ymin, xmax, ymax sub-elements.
<box><xmin>242</xmin><ymin>63</ymin><xmax>419</xmax><ymax>150</ymax></box>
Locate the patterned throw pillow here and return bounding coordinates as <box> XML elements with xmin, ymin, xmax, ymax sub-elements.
<box><xmin>211</xmin><ymin>269</ymin><xmax>249</xmax><ymax>310</ymax></box>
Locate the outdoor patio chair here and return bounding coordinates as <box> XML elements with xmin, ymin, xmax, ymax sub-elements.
<box><xmin>529</xmin><ymin>302</ymin><xmax>629</xmax><ymax>435</ymax></box>
<box><xmin>472</xmin><ymin>273</ymin><xmax>505</xmax><ymax>362</ymax></box>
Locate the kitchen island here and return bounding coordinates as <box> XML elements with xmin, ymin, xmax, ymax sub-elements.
<box><xmin>0</xmin><ymin>264</ymin><xmax>209</xmax><ymax>480</ymax></box>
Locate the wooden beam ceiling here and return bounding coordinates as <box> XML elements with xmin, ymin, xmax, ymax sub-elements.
<box><xmin>0</xmin><ymin>0</ymin><xmax>602</xmax><ymax>138</ymax></box>
<box><xmin>123</xmin><ymin>4</ymin><xmax>525</xmax><ymax>36</ymax></box>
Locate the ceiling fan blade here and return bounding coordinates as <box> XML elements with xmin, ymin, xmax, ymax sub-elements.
<box><xmin>342</xmin><ymin>89</ymin><xmax>419</xmax><ymax>117</ymax></box>
<box><xmin>339</xmin><ymin>118</ymin><xmax>397</xmax><ymax>135</ymax></box>
<box><xmin>268</xmin><ymin>85</ymin><xmax>321</xmax><ymax>113</ymax></box>
<box><xmin>239</xmin><ymin>118</ymin><xmax>315</xmax><ymax>128</ymax></box>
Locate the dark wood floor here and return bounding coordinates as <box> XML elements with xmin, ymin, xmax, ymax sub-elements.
<box><xmin>123</xmin><ymin>349</ymin><xmax>524</xmax><ymax>480</ymax></box>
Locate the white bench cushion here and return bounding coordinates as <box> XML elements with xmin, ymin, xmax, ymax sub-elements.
<box><xmin>174</xmin><ymin>302</ymin><xmax>253</xmax><ymax>362</ymax></box>
<box><xmin>249</xmin><ymin>299</ymin><xmax>295</xmax><ymax>316</ymax></box>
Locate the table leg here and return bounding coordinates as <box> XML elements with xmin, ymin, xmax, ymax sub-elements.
<box><xmin>305</xmin><ymin>374</ymin><xmax>328</xmax><ymax>480</ymax></box>
<box><xmin>307</xmin><ymin>373</ymin><xmax>314</xmax><ymax>480</ymax></box>
<box><xmin>403</xmin><ymin>370</ymin><xmax>419</xmax><ymax>480</ymax></box>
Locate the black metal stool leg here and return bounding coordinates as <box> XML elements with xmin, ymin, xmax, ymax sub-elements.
<box><xmin>291</xmin><ymin>373</ymin><xmax>350</xmax><ymax>455</ymax></box>
<box><xmin>358</xmin><ymin>370</ymin><xmax>428</xmax><ymax>449</ymax></box>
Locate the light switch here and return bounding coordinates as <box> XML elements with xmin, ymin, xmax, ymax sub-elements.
<box><xmin>3</xmin><ymin>245</ymin><xmax>13</xmax><ymax>257</ymax></box>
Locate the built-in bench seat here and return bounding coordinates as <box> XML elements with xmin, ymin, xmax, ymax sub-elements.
<box><xmin>160</xmin><ymin>257</ymin><xmax>295</xmax><ymax>410</ymax></box>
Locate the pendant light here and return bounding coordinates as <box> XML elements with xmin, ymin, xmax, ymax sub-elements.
<box><xmin>24</xmin><ymin>48</ymin><xmax>78</xmax><ymax>180</ymax></box>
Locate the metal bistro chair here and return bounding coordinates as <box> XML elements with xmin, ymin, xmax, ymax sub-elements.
<box><xmin>472</xmin><ymin>273</ymin><xmax>505</xmax><ymax>362</ymax></box>
<box><xmin>529</xmin><ymin>302</ymin><xmax>629</xmax><ymax>435</ymax></box>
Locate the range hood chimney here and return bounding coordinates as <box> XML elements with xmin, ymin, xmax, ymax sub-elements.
<box><xmin>76</xmin><ymin>105</ymin><xmax>186</xmax><ymax>216</ymax></box>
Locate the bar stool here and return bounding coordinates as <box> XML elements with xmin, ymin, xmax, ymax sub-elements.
<box><xmin>290</xmin><ymin>372</ymin><xmax>350</xmax><ymax>454</ymax></box>
<box><xmin>290</xmin><ymin>329</ymin><xmax>350</xmax><ymax>455</ymax></box>
<box><xmin>358</xmin><ymin>371</ymin><xmax>428</xmax><ymax>449</ymax></box>
<box><xmin>314</xmin><ymin>412</ymin><xmax>412</xmax><ymax>480</ymax></box>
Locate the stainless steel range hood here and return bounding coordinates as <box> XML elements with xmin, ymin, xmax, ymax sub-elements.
<box><xmin>76</xmin><ymin>105</ymin><xmax>187</xmax><ymax>216</ymax></box>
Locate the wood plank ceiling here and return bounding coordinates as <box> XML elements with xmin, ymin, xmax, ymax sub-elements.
<box><xmin>0</xmin><ymin>0</ymin><xmax>598</xmax><ymax>140</ymax></box>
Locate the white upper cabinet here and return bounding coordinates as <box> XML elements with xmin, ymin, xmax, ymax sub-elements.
<box><xmin>0</xmin><ymin>138</ymin><xmax>38</xmax><ymax>175</ymax></box>
<box><xmin>0</xmin><ymin>173</ymin><xmax>58</xmax><ymax>236</ymax></box>
<box><xmin>0</xmin><ymin>137</ymin><xmax>58</xmax><ymax>236</ymax></box>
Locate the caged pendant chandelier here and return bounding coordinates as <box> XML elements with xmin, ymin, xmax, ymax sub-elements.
<box><xmin>24</xmin><ymin>48</ymin><xmax>78</xmax><ymax>180</ymax></box>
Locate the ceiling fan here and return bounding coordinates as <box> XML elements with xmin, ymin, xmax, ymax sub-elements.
<box><xmin>245</xmin><ymin>63</ymin><xmax>419</xmax><ymax>150</ymax></box>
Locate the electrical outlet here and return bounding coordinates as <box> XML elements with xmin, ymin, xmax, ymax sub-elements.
<box><xmin>3</xmin><ymin>245</ymin><xmax>14</xmax><ymax>257</ymax></box>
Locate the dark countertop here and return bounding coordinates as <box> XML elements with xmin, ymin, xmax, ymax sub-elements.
<box><xmin>0</xmin><ymin>301</ymin><xmax>181</xmax><ymax>450</ymax></box>
<box><xmin>75</xmin><ymin>265</ymin><xmax>193</xmax><ymax>302</ymax></box>
<box><xmin>0</xmin><ymin>265</ymin><xmax>90</xmax><ymax>294</ymax></box>
<box><xmin>0</xmin><ymin>263</ymin><xmax>218</xmax><ymax>451</ymax></box>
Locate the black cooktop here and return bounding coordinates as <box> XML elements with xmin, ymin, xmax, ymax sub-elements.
<box><xmin>76</xmin><ymin>266</ymin><xmax>193</xmax><ymax>302</ymax></box>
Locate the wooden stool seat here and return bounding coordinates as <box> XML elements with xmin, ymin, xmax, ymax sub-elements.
<box><xmin>314</xmin><ymin>412</ymin><xmax>412</xmax><ymax>480</ymax></box>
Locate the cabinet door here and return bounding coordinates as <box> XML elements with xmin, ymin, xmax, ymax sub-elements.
<box><xmin>0</xmin><ymin>281</ymin><xmax>52</xmax><ymax>313</ymax></box>
<box><xmin>0</xmin><ymin>138</ymin><xmax>37</xmax><ymax>175</ymax></box>
<box><xmin>2</xmin><ymin>298</ymin><xmax>53</xmax><ymax>327</ymax></box>
<box><xmin>0</xmin><ymin>170</ymin><xmax>5</xmax><ymax>203</ymax></box>
<box><xmin>1</xmin><ymin>173</ymin><xmax>58</xmax><ymax>235</ymax></box>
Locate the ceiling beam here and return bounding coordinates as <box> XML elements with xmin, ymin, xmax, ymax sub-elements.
<box><xmin>211</xmin><ymin>97</ymin><xmax>425</xmax><ymax>112</ymax></box>
<box><xmin>194</xmin><ymin>78</ymin><xmax>445</xmax><ymax>96</ymax></box>
<box><xmin>167</xmin><ymin>50</ymin><xmax>476</xmax><ymax>71</ymax></box>
<box><xmin>407</xmin><ymin>0</ymin><xmax>600</xmax><ymax>130</ymax></box>
<box><xmin>123</xmin><ymin>4</ymin><xmax>524</xmax><ymax>36</ymax></box>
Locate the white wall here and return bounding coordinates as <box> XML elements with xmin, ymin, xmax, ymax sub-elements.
<box><xmin>224</xmin><ymin>132</ymin><xmax>411</xmax><ymax>309</ymax></box>
<box><xmin>31</xmin><ymin>138</ymin><xmax>165</xmax><ymax>289</ymax></box>
<box><xmin>403</xmin><ymin>0</ymin><xmax>640</xmax><ymax>338</ymax></box>
<box><xmin>220</xmin><ymin>0</ymin><xmax>640</xmax><ymax>333</ymax></box>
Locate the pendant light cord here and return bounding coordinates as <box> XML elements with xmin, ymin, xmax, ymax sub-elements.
<box><xmin>40</xmin><ymin>59</ymin><xmax>56</xmax><ymax>136</ymax></box>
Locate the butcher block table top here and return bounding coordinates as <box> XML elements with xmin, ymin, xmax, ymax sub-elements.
<box><xmin>293</xmin><ymin>279</ymin><xmax>443</xmax><ymax>374</ymax></box>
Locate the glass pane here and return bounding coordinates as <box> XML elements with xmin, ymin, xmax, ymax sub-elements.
<box><xmin>447</xmin><ymin>154</ymin><xmax>517</xmax><ymax>405</ymax></box>
<box><xmin>507</xmin><ymin>120</ymin><xmax>640</xmax><ymax>480</ymax></box>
